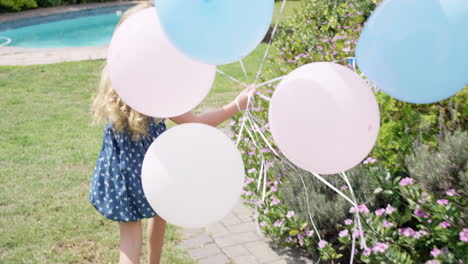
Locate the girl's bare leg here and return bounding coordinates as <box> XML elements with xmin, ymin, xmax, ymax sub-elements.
<box><xmin>119</xmin><ymin>221</ymin><xmax>142</xmax><ymax>264</ymax></box>
<box><xmin>147</xmin><ymin>215</ymin><xmax>166</xmax><ymax>264</ymax></box>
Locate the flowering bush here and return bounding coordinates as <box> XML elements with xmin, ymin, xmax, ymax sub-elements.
<box><xmin>270</xmin><ymin>0</ymin><xmax>468</xmax><ymax>173</ymax></box>
<box><xmin>229</xmin><ymin>0</ymin><xmax>467</xmax><ymax>262</ymax></box>
<box><xmin>318</xmin><ymin>177</ymin><xmax>467</xmax><ymax>263</ymax></box>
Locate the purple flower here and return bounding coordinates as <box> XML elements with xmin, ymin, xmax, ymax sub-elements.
<box><xmin>460</xmin><ymin>228</ymin><xmax>468</xmax><ymax>242</ymax></box>
<box><xmin>270</xmin><ymin>185</ymin><xmax>278</xmax><ymax>193</ymax></box>
<box><xmin>431</xmin><ymin>248</ymin><xmax>441</xmax><ymax>257</ymax></box>
<box><xmin>385</xmin><ymin>204</ymin><xmax>396</xmax><ymax>214</ymax></box>
<box><xmin>350</xmin><ymin>204</ymin><xmax>369</xmax><ymax>214</ymax></box>
<box><xmin>372</xmin><ymin>242</ymin><xmax>389</xmax><ymax>253</ymax></box>
<box><xmin>375</xmin><ymin>208</ymin><xmax>386</xmax><ymax>216</ymax></box>
<box><xmin>439</xmin><ymin>221</ymin><xmax>451</xmax><ymax>228</ymax></box>
<box><xmin>363</xmin><ymin>248</ymin><xmax>372</xmax><ymax>256</ymax></box>
<box><xmin>285</xmin><ymin>237</ymin><xmax>292</xmax><ymax>243</ymax></box>
<box><xmin>415</xmin><ymin>209</ymin><xmax>429</xmax><ymax>218</ymax></box>
<box><xmin>244</xmin><ymin>177</ymin><xmax>254</xmax><ymax>185</ymax></box>
<box><xmin>306</xmin><ymin>20</ymin><xmax>313</xmax><ymax>24</ymax></box>
<box><xmin>260</xmin><ymin>221</ymin><xmax>266</xmax><ymax>227</ymax></box>
<box><xmin>363</xmin><ymin>157</ymin><xmax>377</xmax><ymax>165</ymax></box>
<box><xmin>273</xmin><ymin>220</ymin><xmax>283</xmax><ymax>227</ymax></box>
<box><xmin>353</xmin><ymin>229</ymin><xmax>363</xmax><ymax>238</ymax></box>
<box><xmin>263</xmin><ymin>208</ymin><xmax>269</xmax><ymax>214</ymax></box>
<box><xmin>427</xmin><ymin>260</ymin><xmax>439</xmax><ymax>264</ymax></box>
<box><xmin>399</xmin><ymin>227</ymin><xmax>416</xmax><ymax>237</ymax></box>
<box><xmin>344</xmin><ymin>219</ymin><xmax>353</xmax><ymax>225</ymax></box>
<box><xmin>339</xmin><ymin>229</ymin><xmax>349</xmax><ymax>238</ymax></box>
<box><xmin>382</xmin><ymin>220</ymin><xmax>394</xmax><ymax>228</ymax></box>
<box><xmin>247</xmin><ymin>168</ymin><xmax>256</xmax><ymax>174</ymax></box>
<box><xmin>306</xmin><ymin>230</ymin><xmax>314</xmax><ymax>237</ymax></box>
<box><xmin>399</xmin><ymin>177</ymin><xmax>413</xmax><ymax>186</ymax></box>
<box><xmin>318</xmin><ymin>240</ymin><xmax>328</xmax><ymax>249</ymax></box>
<box><xmin>340</xmin><ymin>185</ymin><xmax>349</xmax><ymax>190</ymax></box>
<box><xmin>437</xmin><ymin>199</ymin><xmax>449</xmax><ymax>205</ymax></box>
<box><xmin>446</xmin><ymin>189</ymin><xmax>456</xmax><ymax>196</ymax></box>
<box><xmin>286</xmin><ymin>211</ymin><xmax>295</xmax><ymax>219</ymax></box>
<box><xmin>270</xmin><ymin>197</ymin><xmax>280</xmax><ymax>206</ymax></box>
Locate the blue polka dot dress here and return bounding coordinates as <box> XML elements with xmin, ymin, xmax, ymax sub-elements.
<box><xmin>89</xmin><ymin>119</ymin><xmax>167</xmax><ymax>222</ymax></box>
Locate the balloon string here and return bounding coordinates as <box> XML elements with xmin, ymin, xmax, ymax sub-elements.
<box><xmin>216</xmin><ymin>69</ymin><xmax>249</xmax><ymax>88</ymax></box>
<box><xmin>254</xmin><ymin>0</ymin><xmax>288</xmax><ymax>85</ymax></box>
<box><xmin>340</xmin><ymin>172</ymin><xmax>368</xmax><ymax>264</ymax></box>
<box><xmin>239</xmin><ymin>59</ymin><xmax>250</xmax><ymax>83</ymax></box>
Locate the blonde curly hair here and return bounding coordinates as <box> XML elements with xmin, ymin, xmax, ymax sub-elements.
<box><xmin>91</xmin><ymin>1</ymin><xmax>163</xmax><ymax>141</ymax></box>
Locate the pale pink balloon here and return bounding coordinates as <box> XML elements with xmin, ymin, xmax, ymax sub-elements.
<box><xmin>107</xmin><ymin>8</ymin><xmax>216</xmax><ymax>118</ymax></box>
<box><xmin>269</xmin><ymin>62</ymin><xmax>380</xmax><ymax>175</ymax></box>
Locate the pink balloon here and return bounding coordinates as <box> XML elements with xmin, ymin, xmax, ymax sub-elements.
<box><xmin>269</xmin><ymin>62</ymin><xmax>380</xmax><ymax>175</ymax></box>
<box><xmin>107</xmin><ymin>8</ymin><xmax>216</xmax><ymax>118</ymax></box>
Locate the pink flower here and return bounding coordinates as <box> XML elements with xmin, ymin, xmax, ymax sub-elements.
<box><xmin>270</xmin><ymin>185</ymin><xmax>278</xmax><ymax>193</ymax></box>
<box><xmin>318</xmin><ymin>240</ymin><xmax>328</xmax><ymax>249</ymax></box>
<box><xmin>263</xmin><ymin>208</ymin><xmax>269</xmax><ymax>214</ymax></box>
<box><xmin>439</xmin><ymin>221</ymin><xmax>451</xmax><ymax>228</ymax></box>
<box><xmin>446</xmin><ymin>189</ymin><xmax>456</xmax><ymax>196</ymax></box>
<box><xmin>286</xmin><ymin>211</ymin><xmax>295</xmax><ymax>219</ymax></box>
<box><xmin>427</xmin><ymin>260</ymin><xmax>439</xmax><ymax>264</ymax></box>
<box><xmin>344</xmin><ymin>219</ymin><xmax>353</xmax><ymax>225</ymax></box>
<box><xmin>415</xmin><ymin>209</ymin><xmax>429</xmax><ymax>218</ymax></box>
<box><xmin>363</xmin><ymin>248</ymin><xmax>372</xmax><ymax>256</ymax></box>
<box><xmin>353</xmin><ymin>229</ymin><xmax>363</xmax><ymax>238</ymax></box>
<box><xmin>460</xmin><ymin>228</ymin><xmax>468</xmax><ymax>242</ymax></box>
<box><xmin>399</xmin><ymin>227</ymin><xmax>416</xmax><ymax>237</ymax></box>
<box><xmin>372</xmin><ymin>242</ymin><xmax>389</xmax><ymax>253</ymax></box>
<box><xmin>260</xmin><ymin>221</ymin><xmax>266</xmax><ymax>227</ymax></box>
<box><xmin>400</xmin><ymin>177</ymin><xmax>413</xmax><ymax>186</ymax></box>
<box><xmin>244</xmin><ymin>177</ymin><xmax>254</xmax><ymax>185</ymax></box>
<box><xmin>382</xmin><ymin>220</ymin><xmax>394</xmax><ymax>228</ymax></box>
<box><xmin>437</xmin><ymin>199</ymin><xmax>449</xmax><ymax>205</ymax></box>
<box><xmin>350</xmin><ymin>204</ymin><xmax>369</xmax><ymax>214</ymax></box>
<box><xmin>375</xmin><ymin>208</ymin><xmax>386</xmax><ymax>216</ymax></box>
<box><xmin>273</xmin><ymin>220</ymin><xmax>283</xmax><ymax>227</ymax></box>
<box><xmin>340</xmin><ymin>185</ymin><xmax>348</xmax><ymax>190</ymax></box>
<box><xmin>229</xmin><ymin>119</ymin><xmax>236</xmax><ymax>126</ymax></box>
<box><xmin>399</xmin><ymin>177</ymin><xmax>413</xmax><ymax>186</ymax></box>
<box><xmin>339</xmin><ymin>230</ymin><xmax>349</xmax><ymax>238</ymax></box>
<box><xmin>431</xmin><ymin>248</ymin><xmax>441</xmax><ymax>257</ymax></box>
<box><xmin>306</xmin><ymin>20</ymin><xmax>313</xmax><ymax>24</ymax></box>
<box><xmin>363</xmin><ymin>157</ymin><xmax>377</xmax><ymax>164</ymax></box>
<box><xmin>385</xmin><ymin>204</ymin><xmax>396</xmax><ymax>214</ymax></box>
<box><xmin>306</xmin><ymin>230</ymin><xmax>314</xmax><ymax>237</ymax></box>
<box><xmin>247</xmin><ymin>168</ymin><xmax>256</xmax><ymax>174</ymax></box>
<box><xmin>270</xmin><ymin>197</ymin><xmax>280</xmax><ymax>206</ymax></box>
<box><xmin>285</xmin><ymin>237</ymin><xmax>292</xmax><ymax>243</ymax></box>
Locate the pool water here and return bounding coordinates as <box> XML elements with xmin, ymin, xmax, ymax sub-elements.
<box><xmin>0</xmin><ymin>6</ymin><xmax>132</xmax><ymax>48</ymax></box>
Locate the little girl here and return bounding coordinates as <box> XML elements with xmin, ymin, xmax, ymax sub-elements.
<box><xmin>89</xmin><ymin>3</ymin><xmax>254</xmax><ymax>264</ymax></box>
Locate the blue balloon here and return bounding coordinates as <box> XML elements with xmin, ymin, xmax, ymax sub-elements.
<box><xmin>356</xmin><ymin>0</ymin><xmax>467</xmax><ymax>104</ymax></box>
<box><xmin>155</xmin><ymin>0</ymin><xmax>274</xmax><ymax>65</ymax></box>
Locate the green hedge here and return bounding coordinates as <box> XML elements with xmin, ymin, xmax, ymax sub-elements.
<box><xmin>0</xmin><ymin>0</ymin><xmax>131</xmax><ymax>13</ymax></box>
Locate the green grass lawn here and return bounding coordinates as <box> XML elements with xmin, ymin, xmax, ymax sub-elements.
<box><xmin>273</xmin><ymin>0</ymin><xmax>302</xmax><ymax>24</ymax></box>
<box><xmin>0</xmin><ymin>44</ymin><xmax>277</xmax><ymax>263</ymax></box>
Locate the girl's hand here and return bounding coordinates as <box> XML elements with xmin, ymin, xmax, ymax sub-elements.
<box><xmin>235</xmin><ymin>86</ymin><xmax>256</xmax><ymax>111</ymax></box>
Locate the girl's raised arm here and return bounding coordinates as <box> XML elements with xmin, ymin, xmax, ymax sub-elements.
<box><xmin>170</xmin><ymin>87</ymin><xmax>255</xmax><ymax>127</ymax></box>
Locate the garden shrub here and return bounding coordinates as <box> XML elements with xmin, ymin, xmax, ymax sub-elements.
<box><xmin>0</xmin><ymin>0</ymin><xmax>37</xmax><ymax>12</ymax></box>
<box><xmin>271</xmin><ymin>0</ymin><xmax>467</xmax><ymax>173</ymax></box>
<box><xmin>406</xmin><ymin>129</ymin><xmax>468</xmax><ymax>198</ymax></box>
<box><xmin>0</xmin><ymin>0</ymin><xmax>132</xmax><ymax>12</ymax></box>
<box><xmin>230</xmin><ymin>0</ymin><xmax>467</xmax><ymax>262</ymax></box>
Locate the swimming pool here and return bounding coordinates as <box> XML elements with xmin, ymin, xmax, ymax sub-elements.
<box><xmin>0</xmin><ymin>5</ymin><xmax>134</xmax><ymax>48</ymax></box>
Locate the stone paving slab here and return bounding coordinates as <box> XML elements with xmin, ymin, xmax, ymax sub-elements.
<box><xmin>178</xmin><ymin>201</ymin><xmax>315</xmax><ymax>264</ymax></box>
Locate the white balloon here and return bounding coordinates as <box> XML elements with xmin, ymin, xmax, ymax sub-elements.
<box><xmin>269</xmin><ymin>62</ymin><xmax>380</xmax><ymax>175</ymax></box>
<box><xmin>142</xmin><ymin>123</ymin><xmax>245</xmax><ymax>228</ymax></box>
<box><xmin>107</xmin><ymin>8</ymin><xmax>216</xmax><ymax>118</ymax></box>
